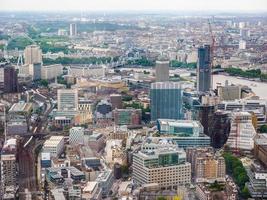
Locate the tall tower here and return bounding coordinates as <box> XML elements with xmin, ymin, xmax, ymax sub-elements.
<box><xmin>197</xmin><ymin>45</ymin><xmax>212</xmax><ymax>92</ymax></box>
<box><xmin>150</xmin><ymin>82</ymin><xmax>183</xmax><ymax>121</ymax></box>
<box><xmin>69</xmin><ymin>23</ymin><xmax>77</xmax><ymax>37</ymax></box>
<box><xmin>24</xmin><ymin>45</ymin><xmax>42</xmax><ymax>65</ymax></box>
<box><xmin>4</xmin><ymin>65</ymin><xmax>18</xmax><ymax>93</ymax></box>
<box><xmin>155</xmin><ymin>60</ymin><xmax>169</xmax><ymax>82</ymax></box>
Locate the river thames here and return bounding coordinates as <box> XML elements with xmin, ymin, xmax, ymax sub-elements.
<box><xmin>213</xmin><ymin>74</ymin><xmax>267</xmax><ymax>99</ymax></box>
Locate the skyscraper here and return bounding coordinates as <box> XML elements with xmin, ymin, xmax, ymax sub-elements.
<box><xmin>150</xmin><ymin>82</ymin><xmax>183</xmax><ymax>121</ymax></box>
<box><xmin>69</xmin><ymin>23</ymin><xmax>77</xmax><ymax>36</ymax></box>
<box><xmin>197</xmin><ymin>45</ymin><xmax>212</xmax><ymax>92</ymax></box>
<box><xmin>4</xmin><ymin>65</ymin><xmax>18</xmax><ymax>93</ymax></box>
<box><xmin>24</xmin><ymin>45</ymin><xmax>42</xmax><ymax>65</ymax></box>
<box><xmin>155</xmin><ymin>60</ymin><xmax>169</xmax><ymax>82</ymax></box>
<box><xmin>57</xmin><ymin>89</ymin><xmax>78</xmax><ymax>111</ymax></box>
<box><xmin>29</xmin><ymin>63</ymin><xmax>42</xmax><ymax>80</ymax></box>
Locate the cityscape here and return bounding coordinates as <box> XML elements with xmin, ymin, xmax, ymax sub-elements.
<box><xmin>0</xmin><ymin>0</ymin><xmax>267</xmax><ymax>200</ymax></box>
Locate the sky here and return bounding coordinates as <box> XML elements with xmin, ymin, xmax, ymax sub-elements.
<box><xmin>0</xmin><ymin>0</ymin><xmax>267</xmax><ymax>12</ymax></box>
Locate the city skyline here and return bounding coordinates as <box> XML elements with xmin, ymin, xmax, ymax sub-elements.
<box><xmin>1</xmin><ymin>0</ymin><xmax>267</xmax><ymax>12</ymax></box>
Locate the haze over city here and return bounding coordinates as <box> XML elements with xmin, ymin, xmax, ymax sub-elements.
<box><xmin>0</xmin><ymin>0</ymin><xmax>267</xmax><ymax>200</ymax></box>
<box><xmin>1</xmin><ymin>0</ymin><xmax>267</xmax><ymax>12</ymax></box>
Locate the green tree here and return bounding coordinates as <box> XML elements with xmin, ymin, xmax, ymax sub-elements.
<box><xmin>259</xmin><ymin>124</ymin><xmax>267</xmax><ymax>133</ymax></box>
<box><xmin>157</xmin><ymin>197</ymin><xmax>167</xmax><ymax>200</ymax></box>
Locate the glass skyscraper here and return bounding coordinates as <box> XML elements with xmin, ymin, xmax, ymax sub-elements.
<box><xmin>150</xmin><ymin>82</ymin><xmax>183</xmax><ymax>121</ymax></box>
<box><xmin>197</xmin><ymin>45</ymin><xmax>212</xmax><ymax>92</ymax></box>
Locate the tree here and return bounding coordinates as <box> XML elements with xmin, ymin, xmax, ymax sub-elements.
<box><xmin>259</xmin><ymin>124</ymin><xmax>267</xmax><ymax>133</ymax></box>
<box><xmin>157</xmin><ymin>197</ymin><xmax>167</xmax><ymax>200</ymax></box>
<box><xmin>40</xmin><ymin>79</ymin><xmax>49</xmax><ymax>87</ymax></box>
<box><xmin>241</xmin><ymin>185</ymin><xmax>251</xmax><ymax>199</ymax></box>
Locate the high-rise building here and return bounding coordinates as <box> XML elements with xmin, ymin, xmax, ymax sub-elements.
<box><xmin>197</xmin><ymin>45</ymin><xmax>212</xmax><ymax>92</ymax></box>
<box><xmin>24</xmin><ymin>45</ymin><xmax>42</xmax><ymax>65</ymax></box>
<box><xmin>155</xmin><ymin>60</ymin><xmax>169</xmax><ymax>82</ymax></box>
<box><xmin>29</xmin><ymin>63</ymin><xmax>42</xmax><ymax>80</ymax></box>
<box><xmin>150</xmin><ymin>82</ymin><xmax>183</xmax><ymax>121</ymax></box>
<box><xmin>41</xmin><ymin>64</ymin><xmax>63</xmax><ymax>80</ymax></box>
<box><xmin>57</xmin><ymin>89</ymin><xmax>78</xmax><ymax>111</ymax></box>
<box><xmin>70</xmin><ymin>23</ymin><xmax>77</xmax><ymax>36</ymax></box>
<box><xmin>4</xmin><ymin>65</ymin><xmax>18</xmax><ymax>93</ymax></box>
<box><xmin>0</xmin><ymin>138</ymin><xmax>17</xmax><ymax>199</ymax></box>
<box><xmin>186</xmin><ymin>147</ymin><xmax>226</xmax><ymax>183</ymax></box>
<box><xmin>226</xmin><ymin>111</ymin><xmax>257</xmax><ymax>152</ymax></box>
<box><xmin>133</xmin><ymin>139</ymin><xmax>191</xmax><ymax>188</ymax></box>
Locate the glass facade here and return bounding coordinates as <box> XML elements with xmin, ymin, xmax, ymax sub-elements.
<box><xmin>150</xmin><ymin>82</ymin><xmax>183</xmax><ymax>121</ymax></box>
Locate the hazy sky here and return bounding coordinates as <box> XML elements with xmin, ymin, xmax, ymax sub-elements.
<box><xmin>1</xmin><ymin>0</ymin><xmax>267</xmax><ymax>12</ymax></box>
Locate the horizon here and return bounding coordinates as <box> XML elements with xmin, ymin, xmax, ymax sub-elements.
<box><xmin>1</xmin><ymin>0</ymin><xmax>267</xmax><ymax>12</ymax></box>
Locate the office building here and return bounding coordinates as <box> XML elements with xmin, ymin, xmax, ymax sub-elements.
<box><xmin>43</xmin><ymin>136</ymin><xmax>64</xmax><ymax>157</ymax></box>
<box><xmin>57</xmin><ymin>89</ymin><xmax>78</xmax><ymax>111</ymax></box>
<box><xmin>69</xmin><ymin>127</ymin><xmax>84</xmax><ymax>146</ymax></box>
<box><xmin>95</xmin><ymin>99</ymin><xmax>113</xmax><ymax>119</ymax></box>
<box><xmin>197</xmin><ymin>45</ymin><xmax>212</xmax><ymax>92</ymax></box>
<box><xmin>29</xmin><ymin>63</ymin><xmax>42</xmax><ymax>80</ymax></box>
<box><xmin>0</xmin><ymin>138</ymin><xmax>17</xmax><ymax>200</ymax></box>
<box><xmin>150</xmin><ymin>82</ymin><xmax>183</xmax><ymax>121</ymax></box>
<box><xmin>41</xmin><ymin>64</ymin><xmax>63</xmax><ymax>80</ymax></box>
<box><xmin>88</xmin><ymin>133</ymin><xmax>105</xmax><ymax>152</ymax></box>
<box><xmin>217</xmin><ymin>81</ymin><xmax>241</xmax><ymax>101</ymax></box>
<box><xmin>113</xmin><ymin>108</ymin><xmax>141</xmax><ymax>126</ymax></box>
<box><xmin>4</xmin><ymin>65</ymin><xmax>18</xmax><ymax>93</ymax></box>
<box><xmin>239</xmin><ymin>40</ymin><xmax>246</xmax><ymax>50</ymax></box>
<box><xmin>254</xmin><ymin>134</ymin><xmax>267</xmax><ymax>168</ymax></box>
<box><xmin>24</xmin><ymin>45</ymin><xmax>42</xmax><ymax>65</ymax></box>
<box><xmin>133</xmin><ymin>139</ymin><xmax>191</xmax><ymax>188</ymax></box>
<box><xmin>226</xmin><ymin>111</ymin><xmax>257</xmax><ymax>152</ymax></box>
<box><xmin>70</xmin><ymin>23</ymin><xmax>77</xmax><ymax>36</ymax></box>
<box><xmin>155</xmin><ymin>60</ymin><xmax>169</xmax><ymax>82</ymax></box>
<box><xmin>210</xmin><ymin>111</ymin><xmax>231</xmax><ymax>149</ymax></box>
<box><xmin>187</xmin><ymin>147</ymin><xmax>226</xmax><ymax>183</ymax></box>
<box><xmin>156</xmin><ymin>119</ymin><xmax>210</xmax><ymax>149</ymax></box>
<box><xmin>247</xmin><ymin>162</ymin><xmax>267</xmax><ymax>198</ymax></box>
<box><xmin>110</xmin><ymin>94</ymin><xmax>123</xmax><ymax>109</ymax></box>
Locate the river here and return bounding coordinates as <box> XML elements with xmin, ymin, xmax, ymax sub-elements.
<box><xmin>213</xmin><ymin>74</ymin><xmax>267</xmax><ymax>100</ymax></box>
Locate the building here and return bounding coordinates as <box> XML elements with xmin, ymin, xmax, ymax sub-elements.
<box><xmin>95</xmin><ymin>99</ymin><xmax>113</xmax><ymax>119</ymax></box>
<box><xmin>0</xmin><ymin>138</ymin><xmax>17</xmax><ymax>200</ymax></box>
<box><xmin>247</xmin><ymin>162</ymin><xmax>267</xmax><ymax>198</ymax></box>
<box><xmin>113</xmin><ymin>108</ymin><xmax>141</xmax><ymax>126</ymax></box>
<box><xmin>24</xmin><ymin>45</ymin><xmax>42</xmax><ymax>65</ymax></box>
<box><xmin>57</xmin><ymin>89</ymin><xmax>78</xmax><ymax>111</ymax></box>
<box><xmin>70</xmin><ymin>23</ymin><xmax>77</xmax><ymax>36</ymax></box>
<box><xmin>197</xmin><ymin>45</ymin><xmax>211</xmax><ymax>92</ymax></box>
<box><xmin>239</xmin><ymin>40</ymin><xmax>246</xmax><ymax>50</ymax></box>
<box><xmin>150</xmin><ymin>82</ymin><xmax>183</xmax><ymax>121</ymax></box>
<box><xmin>133</xmin><ymin>139</ymin><xmax>191</xmax><ymax>188</ymax></box>
<box><xmin>105</xmin><ymin>139</ymin><xmax>126</xmax><ymax>165</ymax></box>
<box><xmin>82</xmin><ymin>181</ymin><xmax>102</xmax><ymax>200</ymax></box>
<box><xmin>69</xmin><ymin>127</ymin><xmax>84</xmax><ymax>146</ymax></box>
<box><xmin>217</xmin><ymin>99</ymin><xmax>267</xmax><ymax>129</ymax></box>
<box><xmin>88</xmin><ymin>133</ymin><xmax>105</xmax><ymax>152</ymax></box>
<box><xmin>254</xmin><ymin>134</ymin><xmax>267</xmax><ymax>168</ymax></box>
<box><xmin>41</xmin><ymin>64</ymin><xmax>63</xmax><ymax>80</ymax></box>
<box><xmin>155</xmin><ymin>60</ymin><xmax>169</xmax><ymax>82</ymax></box>
<box><xmin>43</xmin><ymin>136</ymin><xmax>64</xmax><ymax>157</ymax></box>
<box><xmin>196</xmin><ymin>177</ymin><xmax>238</xmax><ymax>200</ymax></box>
<box><xmin>156</xmin><ymin>120</ymin><xmax>210</xmax><ymax>149</ymax></box>
<box><xmin>226</xmin><ymin>111</ymin><xmax>257</xmax><ymax>152</ymax></box>
<box><xmin>95</xmin><ymin>170</ymin><xmax>114</xmax><ymax>197</ymax></box>
<box><xmin>29</xmin><ymin>63</ymin><xmax>42</xmax><ymax>80</ymax></box>
<box><xmin>217</xmin><ymin>81</ymin><xmax>241</xmax><ymax>101</ymax></box>
<box><xmin>186</xmin><ymin>147</ymin><xmax>226</xmax><ymax>183</ymax></box>
<box><xmin>110</xmin><ymin>94</ymin><xmax>123</xmax><ymax>109</ymax></box>
<box><xmin>4</xmin><ymin>65</ymin><xmax>18</xmax><ymax>93</ymax></box>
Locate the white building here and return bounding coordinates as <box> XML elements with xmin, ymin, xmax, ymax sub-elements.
<box><xmin>69</xmin><ymin>23</ymin><xmax>77</xmax><ymax>36</ymax></box>
<box><xmin>239</xmin><ymin>40</ymin><xmax>246</xmax><ymax>50</ymax></box>
<box><xmin>133</xmin><ymin>140</ymin><xmax>191</xmax><ymax>188</ymax></box>
<box><xmin>43</xmin><ymin>136</ymin><xmax>64</xmax><ymax>157</ymax></box>
<box><xmin>69</xmin><ymin>127</ymin><xmax>84</xmax><ymax>146</ymax></box>
<box><xmin>24</xmin><ymin>45</ymin><xmax>42</xmax><ymax>65</ymax></box>
<box><xmin>226</xmin><ymin>111</ymin><xmax>257</xmax><ymax>152</ymax></box>
<box><xmin>41</xmin><ymin>64</ymin><xmax>63</xmax><ymax>80</ymax></box>
<box><xmin>57</xmin><ymin>89</ymin><xmax>78</xmax><ymax>111</ymax></box>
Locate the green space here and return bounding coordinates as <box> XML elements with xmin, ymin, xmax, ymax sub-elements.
<box><xmin>225</xmin><ymin>67</ymin><xmax>267</xmax><ymax>81</ymax></box>
<box><xmin>7</xmin><ymin>37</ymin><xmax>33</xmax><ymax>50</ymax></box>
<box><xmin>259</xmin><ymin>124</ymin><xmax>267</xmax><ymax>133</ymax></box>
<box><xmin>127</xmin><ymin>57</ymin><xmax>155</xmax><ymax>66</ymax></box>
<box><xmin>223</xmin><ymin>152</ymin><xmax>250</xmax><ymax>198</ymax></box>
<box><xmin>43</xmin><ymin>56</ymin><xmax>115</xmax><ymax>65</ymax></box>
<box><xmin>170</xmin><ymin>60</ymin><xmax>197</xmax><ymax>69</ymax></box>
<box><xmin>208</xmin><ymin>181</ymin><xmax>225</xmax><ymax>191</ymax></box>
